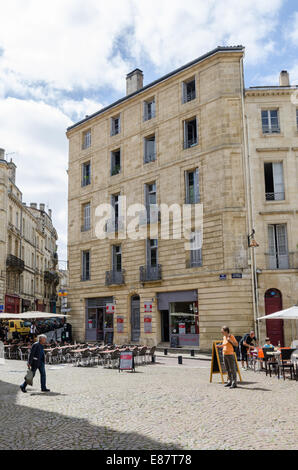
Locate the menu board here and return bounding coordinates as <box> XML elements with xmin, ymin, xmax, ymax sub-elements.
<box><xmin>210</xmin><ymin>341</ymin><xmax>242</xmax><ymax>384</ymax></box>
<box><xmin>119</xmin><ymin>351</ymin><xmax>135</xmax><ymax>372</ymax></box>
<box><xmin>144</xmin><ymin>315</ymin><xmax>152</xmax><ymax>333</ymax></box>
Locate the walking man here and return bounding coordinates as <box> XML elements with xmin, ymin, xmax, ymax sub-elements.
<box><xmin>217</xmin><ymin>326</ymin><xmax>239</xmax><ymax>388</ymax></box>
<box><xmin>20</xmin><ymin>334</ymin><xmax>50</xmax><ymax>393</ymax></box>
<box><xmin>239</xmin><ymin>330</ymin><xmax>257</xmax><ymax>370</ymax></box>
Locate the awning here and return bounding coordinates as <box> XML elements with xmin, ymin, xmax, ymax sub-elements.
<box><xmin>0</xmin><ymin>311</ymin><xmax>69</xmax><ymax>320</ymax></box>
<box><xmin>257</xmin><ymin>306</ymin><xmax>298</xmax><ymax>320</ymax></box>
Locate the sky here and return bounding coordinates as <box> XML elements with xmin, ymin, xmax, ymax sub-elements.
<box><xmin>0</xmin><ymin>0</ymin><xmax>297</xmax><ymax>267</ymax></box>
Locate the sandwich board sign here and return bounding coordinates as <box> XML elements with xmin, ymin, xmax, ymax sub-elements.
<box><xmin>210</xmin><ymin>341</ymin><xmax>242</xmax><ymax>384</ymax></box>
<box><xmin>119</xmin><ymin>351</ymin><xmax>135</xmax><ymax>372</ymax></box>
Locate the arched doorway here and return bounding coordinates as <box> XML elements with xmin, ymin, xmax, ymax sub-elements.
<box><xmin>131</xmin><ymin>295</ymin><xmax>140</xmax><ymax>342</ymax></box>
<box><xmin>264</xmin><ymin>289</ymin><xmax>284</xmax><ymax>346</ymax></box>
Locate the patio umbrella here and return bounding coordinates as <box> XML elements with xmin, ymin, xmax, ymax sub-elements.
<box><xmin>257</xmin><ymin>306</ymin><xmax>298</xmax><ymax>320</ymax></box>
<box><xmin>257</xmin><ymin>306</ymin><xmax>298</xmax><ymax>346</ymax></box>
<box><xmin>0</xmin><ymin>312</ymin><xmax>69</xmax><ymax>319</ymax></box>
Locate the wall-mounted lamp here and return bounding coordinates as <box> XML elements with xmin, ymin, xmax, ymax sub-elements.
<box><xmin>248</xmin><ymin>230</ymin><xmax>259</xmax><ymax>248</ymax></box>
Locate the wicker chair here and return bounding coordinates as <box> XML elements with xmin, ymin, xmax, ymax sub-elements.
<box><xmin>146</xmin><ymin>346</ymin><xmax>156</xmax><ymax>364</ymax></box>
<box><xmin>138</xmin><ymin>346</ymin><xmax>147</xmax><ymax>365</ymax></box>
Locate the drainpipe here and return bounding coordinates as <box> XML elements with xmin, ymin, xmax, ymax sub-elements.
<box><xmin>239</xmin><ymin>56</ymin><xmax>260</xmax><ymax>339</ymax></box>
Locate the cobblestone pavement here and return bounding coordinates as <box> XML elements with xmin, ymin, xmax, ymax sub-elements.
<box><xmin>0</xmin><ymin>356</ymin><xmax>297</xmax><ymax>450</ymax></box>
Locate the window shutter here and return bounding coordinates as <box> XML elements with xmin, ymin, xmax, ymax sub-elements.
<box><xmin>194</xmin><ymin>168</ymin><xmax>200</xmax><ymax>203</ymax></box>
<box><xmin>268</xmin><ymin>225</ymin><xmax>277</xmax><ymax>269</ymax></box>
<box><xmin>276</xmin><ymin>224</ymin><xmax>289</xmax><ymax>269</ymax></box>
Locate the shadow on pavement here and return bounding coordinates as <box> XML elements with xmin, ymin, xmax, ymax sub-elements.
<box><xmin>0</xmin><ymin>378</ymin><xmax>180</xmax><ymax>450</ymax></box>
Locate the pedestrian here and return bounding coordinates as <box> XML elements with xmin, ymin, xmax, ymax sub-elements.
<box><xmin>30</xmin><ymin>322</ymin><xmax>37</xmax><ymax>340</ymax></box>
<box><xmin>217</xmin><ymin>326</ymin><xmax>239</xmax><ymax>388</ymax></box>
<box><xmin>263</xmin><ymin>337</ymin><xmax>274</xmax><ymax>348</ymax></box>
<box><xmin>239</xmin><ymin>330</ymin><xmax>257</xmax><ymax>370</ymax></box>
<box><xmin>20</xmin><ymin>334</ymin><xmax>50</xmax><ymax>393</ymax></box>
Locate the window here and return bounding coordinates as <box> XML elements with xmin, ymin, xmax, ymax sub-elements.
<box><xmin>82</xmin><ymin>161</ymin><xmax>91</xmax><ymax>187</ymax></box>
<box><xmin>261</xmin><ymin>110</ymin><xmax>280</xmax><ymax>134</ymax></box>
<box><xmin>182</xmin><ymin>78</ymin><xmax>196</xmax><ymax>103</ymax></box>
<box><xmin>145</xmin><ymin>182</ymin><xmax>158</xmax><ymax>223</ymax></box>
<box><xmin>111</xmin><ymin>116</ymin><xmax>120</xmax><ymax>136</ymax></box>
<box><xmin>112</xmin><ymin>245</ymin><xmax>122</xmax><ymax>272</ymax></box>
<box><xmin>147</xmin><ymin>239</ymin><xmax>158</xmax><ymax>267</ymax></box>
<box><xmin>185</xmin><ymin>168</ymin><xmax>200</xmax><ymax>204</ymax></box>
<box><xmin>296</xmin><ymin>109</ymin><xmax>298</xmax><ymax>130</ymax></box>
<box><xmin>144</xmin><ymin>99</ymin><xmax>156</xmax><ymax>121</ymax></box>
<box><xmin>189</xmin><ymin>232</ymin><xmax>202</xmax><ymax>267</ymax></box>
<box><xmin>268</xmin><ymin>224</ymin><xmax>289</xmax><ymax>269</ymax></box>
<box><xmin>264</xmin><ymin>162</ymin><xmax>285</xmax><ymax>201</ymax></box>
<box><xmin>82</xmin><ymin>202</ymin><xmax>91</xmax><ymax>231</ymax></box>
<box><xmin>111</xmin><ymin>149</ymin><xmax>121</xmax><ymax>176</ymax></box>
<box><xmin>82</xmin><ymin>250</ymin><xmax>90</xmax><ymax>281</ymax></box>
<box><xmin>82</xmin><ymin>129</ymin><xmax>91</xmax><ymax>149</ymax></box>
<box><xmin>184</xmin><ymin>118</ymin><xmax>198</xmax><ymax>149</ymax></box>
<box><xmin>144</xmin><ymin>135</ymin><xmax>156</xmax><ymax>163</ymax></box>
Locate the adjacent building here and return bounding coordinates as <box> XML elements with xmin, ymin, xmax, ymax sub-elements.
<box><xmin>245</xmin><ymin>71</ymin><xmax>298</xmax><ymax>347</ymax></box>
<box><xmin>0</xmin><ymin>150</ymin><xmax>59</xmax><ymax>314</ymax></box>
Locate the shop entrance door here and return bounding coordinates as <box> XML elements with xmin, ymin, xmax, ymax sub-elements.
<box><xmin>86</xmin><ymin>307</ymin><xmax>104</xmax><ymax>341</ymax></box>
<box><xmin>131</xmin><ymin>295</ymin><xmax>140</xmax><ymax>342</ymax></box>
<box><xmin>265</xmin><ymin>289</ymin><xmax>284</xmax><ymax>347</ymax></box>
<box><xmin>161</xmin><ymin>310</ymin><xmax>169</xmax><ymax>342</ymax></box>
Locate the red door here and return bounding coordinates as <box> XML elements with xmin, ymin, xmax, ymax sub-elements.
<box><xmin>264</xmin><ymin>289</ymin><xmax>284</xmax><ymax>347</ymax></box>
<box><xmin>5</xmin><ymin>295</ymin><xmax>20</xmax><ymax>313</ymax></box>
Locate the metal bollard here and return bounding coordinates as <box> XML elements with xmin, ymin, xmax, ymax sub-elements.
<box><xmin>178</xmin><ymin>355</ymin><xmax>183</xmax><ymax>365</ymax></box>
<box><xmin>191</xmin><ymin>350</ymin><xmax>195</xmax><ymax>357</ymax></box>
<box><xmin>164</xmin><ymin>349</ymin><xmax>168</xmax><ymax>356</ymax></box>
<box><xmin>151</xmin><ymin>355</ymin><xmax>156</xmax><ymax>363</ymax></box>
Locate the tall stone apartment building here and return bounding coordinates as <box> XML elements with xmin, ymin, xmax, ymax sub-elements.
<box><xmin>67</xmin><ymin>46</ymin><xmax>255</xmax><ymax>350</ymax></box>
<box><xmin>0</xmin><ymin>150</ymin><xmax>59</xmax><ymax>314</ymax></box>
<box><xmin>245</xmin><ymin>71</ymin><xmax>298</xmax><ymax>347</ymax></box>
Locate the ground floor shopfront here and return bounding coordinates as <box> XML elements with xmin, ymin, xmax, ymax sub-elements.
<box><xmin>70</xmin><ymin>273</ymin><xmax>255</xmax><ymax>350</ymax></box>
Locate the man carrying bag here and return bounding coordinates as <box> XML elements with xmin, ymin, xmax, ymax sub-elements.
<box><xmin>20</xmin><ymin>334</ymin><xmax>50</xmax><ymax>393</ymax></box>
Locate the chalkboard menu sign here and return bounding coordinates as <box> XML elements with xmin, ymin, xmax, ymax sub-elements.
<box><xmin>119</xmin><ymin>351</ymin><xmax>135</xmax><ymax>372</ymax></box>
<box><xmin>210</xmin><ymin>341</ymin><xmax>242</xmax><ymax>384</ymax></box>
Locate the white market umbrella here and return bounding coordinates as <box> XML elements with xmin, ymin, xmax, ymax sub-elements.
<box><xmin>0</xmin><ymin>311</ymin><xmax>69</xmax><ymax>320</ymax></box>
<box><xmin>257</xmin><ymin>306</ymin><xmax>298</xmax><ymax>321</ymax></box>
<box><xmin>257</xmin><ymin>306</ymin><xmax>298</xmax><ymax>346</ymax></box>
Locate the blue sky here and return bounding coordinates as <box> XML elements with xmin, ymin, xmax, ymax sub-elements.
<box><xmin>0</xmin><ymin>0</ymin><xmax>297</xmax><ymax>264</ymax></box>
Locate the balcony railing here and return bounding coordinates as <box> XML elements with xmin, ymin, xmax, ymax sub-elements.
<box><xmin>265</xmin><ymin>192</ymin><xmax>285</xmax><ymax>201</ymax></box>
<box><xmin>105</xmin><ymin>270</ymin><xmax>125</xmax><ymax>286</ymax></box>
<box><xmin>44</xmin><ymin>270</ymin><xmax>60</xmax><ymax>285</ymax></box>
<box><xmin>183</xmin><ymin>137</ymin><xmax>198</xmax><ymax>149</ymax></box>
<box><xmin>144</xmin><ymin>152</ymin><xmax>156</xmax><ymax>164</ymax></box>
<box><xmin>6</xmin><ymin>254</ymin><xmax>25</xmax><ymax>272</ymax></box>
<box><xmin>262</xmin><ymin>125</ymin><xmax>280</xmax><ymax>134</ymax></box>
<box><xmin>265</xmin><ymin>252</ymin><xmax>298</xmax><ymax>270</ymax></box>
<box><xmin>140</xmin><ymin>264</ymin><xmax>162</xmax><ymax>283</ymax></box>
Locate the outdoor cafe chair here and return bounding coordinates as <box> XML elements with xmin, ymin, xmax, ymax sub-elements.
<box><xmin>18</xmin><ymin>346</ymin><xmax>29</xmax><ymax>361</ymax></box>
<box><xmin>277</xmin><ymin>348</ymin><xmax>296</xmax><ymax>381</ymax></box>
<box><xmin>262</xmin><ymin>348</ymin><xmax>278</xmax><ymax>377</ymax></box>
<box><xmin>146</xmin><ymin>346</ymin><xmax>156</xmax><ymax>364</ymax></box>
<box><xmin>138</xmin><ymin>346</ymin><xmax>147</xmax><ymax>365</ymax></box>
<box><xmin>78</xmin><ymin>349</ymin><xmax>92</xmax><ymax>367</ymax></box>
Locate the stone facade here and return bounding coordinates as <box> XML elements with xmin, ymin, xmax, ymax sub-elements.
<box><xmin>245</xmin><ymin>76</ymin><xmax>298</xmax><ymax>346</ymax></box>
<box><xmin>67</xmin><ymin>47</ymin><xmax>255</xmax><ymax>350</ymax></box>
<box><xmin>0</xmin><ymin>151</ymin><xmax>59</xmax><ymax>314</ymax></box>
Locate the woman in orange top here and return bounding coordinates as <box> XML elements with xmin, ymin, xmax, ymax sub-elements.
<box><xmin>217</xmin><ymin>326</ymin><xmax>238</xmax><ymax>388</ymax></box>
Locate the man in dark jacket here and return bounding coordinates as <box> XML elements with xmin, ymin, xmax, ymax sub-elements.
<box><xmin>20</xmin><ymin>334</ymin><xmax>50</xmax><ymax>393</ymax></box>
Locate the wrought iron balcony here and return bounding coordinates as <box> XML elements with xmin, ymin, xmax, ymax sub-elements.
<box><xmin>265</xmin><ymin>192</ymin><xmax>285</xmax><ymax>201</ymax></box>
<box><xmin>140</xmin><ymin>264</ymin><xmax>162</xmax><ymax>283</ymax></box>
<box><xmin>105</xmin><ymin>270</ymin><xmax>125</xmax><ymax>286</ymax></box>
<box><xmin>265</xmin><ymin>252</ymin><xmax>298</xmax><ymax>270</ymax></box>
<box><xmin>44</xmin><ymin>270</ymin><xmax>60</xmax><ymax>285</ymax></box>
<box><xmin>6</xmin><ymin>254</ymin><xmax>25</xmax><ymax>272</ymax></box>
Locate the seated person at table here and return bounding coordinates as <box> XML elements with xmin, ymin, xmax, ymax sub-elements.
<box><xmin>263</xmin><ymin>337</ymin><xmax>274</xmax><ymax>348</ymax></box>
<box><xmin>239</xmin><ymin>331</ymin><xmax>257</xmax><ymax>370</ymax></box>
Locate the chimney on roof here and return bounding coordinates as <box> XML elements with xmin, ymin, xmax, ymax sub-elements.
<box><xmin>39</xmin><ymin>203</ymin><xmax>45</xmax><ymax>212</ymax></box>
<box><xmin>279</xmin><ymin>70</ymin><xmax>290</xmax><ymax>87</ymax></box>
<box><xmin>8</xmin><ymin>159</ymin><xmax>16</xmax><ymax>184</ymax></box>
<box><xmin>30</xmin><ymin>203</ymin><xmax>37</xmax><ymax>209</ymax></box>
<box><xmin>48</xmin><ymin>209</ymin><xmax>52</xmax><ymax>219</ymax></box>
<box><xmin>126</xmin><ymin>69</ymin><xmax>144</xmax><ymax>96</ymax></box>
<box><xmin>0</xmin><ymin>148</ymin><xmax>5</xmax><ymax>160</ymax></box>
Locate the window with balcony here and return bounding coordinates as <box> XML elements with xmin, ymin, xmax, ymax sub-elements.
<box><xmin>183</xmin><ymin>118</ymin><xmax>198</xmax><ymax>149</ymax></box>
<box><xmin>144</xmin><ymin>135</ymin><xmax>156</xmax><ymax>163</ymax></box>
<box><xmin>112</xmin><ymin>245</ymin><xmax>122</xmax><ymax>272</ymax></box>
<box><xmin>111</xmin><ymin>149</ymin><xmax>121</xmax><ymax>176</ymax></box>
<box><xmin>82</xmin><ymin>161</ymin><xmax>91</xmax><ymax>187</ymax></box>
<box><xmin>182</xmin><ymin>78</ymin><xmax>196</xmax><ymax>103</ymax></box>
<box><xmin>111</xmin><ymin>116</ymin><xmax>121</xmax><ymax>136</ymax></box>
<box><xmin>264</xmin><ymin>162</ymin><xmax>285</xmax><ymax>201</ymax></box>
<box><xmin>267</xmin><ymin>224</ymin><xmax>289</xmax><ymax>269</ymax></box>
<box><xmin>82</xmin><ymin>129</ymin><xmax>91</xmax><ymax>149</ymax></box>
<box><xmin>144</xmin><ymin>99</ymin><xmax>156</xmax><ymax>121</ymax></box>
<box><xmin>188</xmin><ymin>231</ymin><xmax>202</xmax><ymax>268</ymax></box>
<box><xmin>261</xmin><ymin>110</ymin><xmax>280</xmax><ymax>134</ymax></box>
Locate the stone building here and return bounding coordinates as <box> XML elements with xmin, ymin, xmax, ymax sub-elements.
<box><xmin>0</xmin><ymin>149</ymin><xmax>59</xmax><ymax>314</ymax></box>
<box><xmin>245</xmin><ymin>71</ymin><xmax>298</xmax><ymax>346</ymax></box>
<box><xmin>66</xmin><ymin>46</ymin><xmax>255</xmax><ymax>349</ymax></box>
